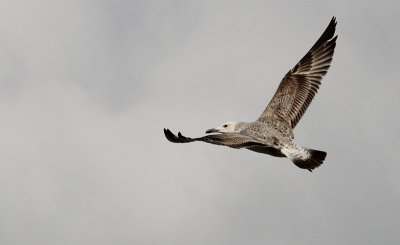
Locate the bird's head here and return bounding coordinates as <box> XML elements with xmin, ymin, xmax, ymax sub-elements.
<box><xmin>206</xmin><ymin>121</ymin><xmax>238</xmax><ymax>134</ymax></box>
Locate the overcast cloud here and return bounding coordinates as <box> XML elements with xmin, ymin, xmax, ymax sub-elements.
<box><xmin>0</xmin><ymin>0</ymin><xmax>399</xmax><ymax>244</ymax></box>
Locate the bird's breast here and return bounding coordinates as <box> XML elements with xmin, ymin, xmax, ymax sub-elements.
<box><xmin>242</xmin><ymin>120</ymin><xmax>294</xmax><ymax>146</ymax></box>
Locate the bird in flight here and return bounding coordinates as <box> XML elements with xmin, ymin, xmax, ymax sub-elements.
<box><xmin>164</xmin><ymin>17</ymin><xmax>337</xmax><ymax>172</ymax></box>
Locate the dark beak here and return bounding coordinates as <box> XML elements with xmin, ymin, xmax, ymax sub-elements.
<box><xmin>206</xmin><ymin>128</ymin><xmax>218</xmax><ymax>134</ymax></box>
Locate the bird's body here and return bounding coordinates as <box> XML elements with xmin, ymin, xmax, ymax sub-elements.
<box><xmin>240</xmin><ymin>120</ymin><xmax>294</xmax><ymax>143</ymax></box>
<box><xmin>164</xmin><ymin>17</ymin><xmax>338</xmax><ymax>171</ymax></box>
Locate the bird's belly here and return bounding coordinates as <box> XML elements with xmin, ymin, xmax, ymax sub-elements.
<box><xmin>243</xmin><ymin>130</ymin><xmax>288</xmax><ymax>148</ymax></box>
<box><xmin>254</xmin><ymin>118</ymin><xmax>294</xmax><ymax>140</ymax></box>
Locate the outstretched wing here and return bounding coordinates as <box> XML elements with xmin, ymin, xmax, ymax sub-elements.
<box><xmin>164</xmin><ymin>128</ymin><xmax>264</xmax><ymax>148</ymax></box>
<box><xmin>164</xmin><ymin>129</ymin><xmax>286</xmax><ymax>157</ymax></box>
<box><xmin>257</xmin><ymin>17</ymin><xmax>337</xmax><ymax>128</ymax></box>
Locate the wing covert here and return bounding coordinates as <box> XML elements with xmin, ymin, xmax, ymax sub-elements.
<box><xmin>257</xmin><ymin>17</ymin><xmax>338</xmax><ymax>128</ymax></box>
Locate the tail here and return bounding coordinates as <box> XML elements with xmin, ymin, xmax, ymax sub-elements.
<box><xmin>281</xmin><ymin>145</ymin><xmax>327</xmax><ymax>172</ymax></box>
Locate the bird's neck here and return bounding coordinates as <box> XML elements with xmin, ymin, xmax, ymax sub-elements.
<box><xmin>234</xmin><ymin>122</ymin><xmax>250</xmax><ymax>132</ymax></box>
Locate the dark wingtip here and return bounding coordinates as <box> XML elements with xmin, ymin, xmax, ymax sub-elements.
<box><xmin>164</xmin><ymin>128</ymin><xmax>177</xmax><ymax>142</ymax></box>
<box><xmin>309</xmin><ymin>16</ymin><xmax>337</xmax><ymax>51</ymax></box>
<box><xmin>330</xmin><ymin>16</ymin><xmax>337</xmax><ymax>28</ymax></box>
<box><xmin>163</xmin><ymin>128</ymin><xmax>194</xmax><ymax>143</ymax></box>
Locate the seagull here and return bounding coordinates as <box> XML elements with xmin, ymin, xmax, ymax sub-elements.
<box><xmin>164</xmin><ymin>17</ymin><xmax>337</xmax><ymax>171</ymax></box>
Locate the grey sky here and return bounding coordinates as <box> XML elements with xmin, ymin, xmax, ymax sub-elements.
<box><xmin>0</xmin><ymin>0</ymin><xmax>399</xmax><ymax>244</ymax></box>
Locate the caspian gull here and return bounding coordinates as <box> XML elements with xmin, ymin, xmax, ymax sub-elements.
<box><xmin>164</xmin><ymin>17</ymin><xmax>338</xmax><ymax>172</ymax></box>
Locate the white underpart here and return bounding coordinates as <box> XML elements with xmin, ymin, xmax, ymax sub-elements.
<box><xmin>281</xmin><ymin>144</ymin><xmax>311</xmax><ymax>160</ymax></box>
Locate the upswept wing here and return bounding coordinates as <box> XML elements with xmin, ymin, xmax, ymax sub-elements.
<box><xmin>257</xmin><ymin>17</ymin><xmax>337</xmax><ymax>128</ymax></box>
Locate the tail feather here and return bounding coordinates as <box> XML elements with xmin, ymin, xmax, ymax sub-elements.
<box><xmin>282</xmin><ymin>145</ymin><xmax>327</xmax><ymax>172</ymax></box>
<box><xmin>292</xmin><ymin>149</ymin><xmax>326</xmax><ymax>171</ymax></box>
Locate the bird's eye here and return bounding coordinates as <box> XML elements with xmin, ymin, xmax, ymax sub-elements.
<box><xmin>223</xmin><ymin>125</ymin><xmax>227</xmax><ymax>128</ymax></box>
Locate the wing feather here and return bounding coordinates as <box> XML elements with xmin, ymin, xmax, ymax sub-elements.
<box><xmin>164</xmin><ymin>128</ymin><xmax>286</xmax><ymax>157</ymax></box>
<box><xmin>258</xmin><ymin>17</ymin><xmax>338</xmax><ymax>128</ymax></box>
<box><xmin>164</xmin><ymin>128</ymin><xmax>264</xmax><ymax>149</ymax></box>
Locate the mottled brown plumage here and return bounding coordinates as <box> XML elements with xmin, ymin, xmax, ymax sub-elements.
<box><xmin>164</xmin><ymin>128</ymin><xmax>285</xmax><ymax>157</ymax></box>
<box><xmin>258</xmin><ymin>17</ymin><xmax>337</xmax><ymax>128</ymax></box>
<box><xmin>164</xmin><ymin>17</ymin><xmax>337</xmax><ymax>171</ymax></box>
